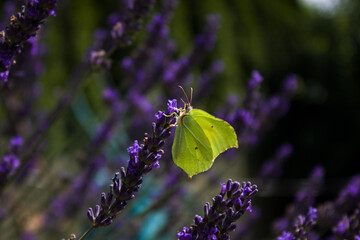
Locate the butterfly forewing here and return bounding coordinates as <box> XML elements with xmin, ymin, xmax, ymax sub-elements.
<box><xmin>172</xmin><ymin>114</ymin><xmax>213</xmax><ymax>177</ymax></box>
<box><xmin>189</xmin><ymin>109</ymin><xmax>238</xmax><ymax>158</ymax></box>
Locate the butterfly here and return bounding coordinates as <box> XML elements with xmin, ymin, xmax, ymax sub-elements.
<box><xmin>171</xmin><ymin>86</ymin><xmax>238</xmax><ymax>178</ymax></box>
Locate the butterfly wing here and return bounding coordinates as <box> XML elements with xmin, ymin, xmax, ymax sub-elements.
<box><xmin>189</xmin><ymin>109</ymin><xmax>238</xmax><ymax>159</ymax></box>
<box><xmin>172</xmin><ymin>114</ymin><xmax>213</xmax><ymax>177</ymax></box>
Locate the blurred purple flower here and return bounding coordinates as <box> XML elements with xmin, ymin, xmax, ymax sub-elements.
<box><xmin>277</xmin><ymin>207</ymin><xmax>318</xmax><ymax>240</ymax></box>
<box><xmin>0</xmin><ymin>0</ymin><xmax>58</xmax><ymax>83</ymax></box>
<box><xmin>0</xmin><ymin>135</ymin><xmax>23</xmax><ymax>186</ymax></box>
<box><xmin>332</xmin><ymin>206</ymin><xmax>360</xmax><ymax>239</ymax></box>
<box><xmin>277</xmin><ymin>231</ymin><xmax>295</xmax><ymax>240</ymax></box>
<box><xmin>258</xmin><ymin>142</ymin><xmax>293</xmax><ymax>185</ymax></box>
<box><xmin>273</xmin><ymin>166</ymin><xmax>324</xmax><ymax>234</ymax></box>
<box><xmin>247</xmin><ymin>70</ymin><xmax>263</xmax><ymax>90</ymax></box>
<box><xmin>225</xmin><ymin>72</ymin><xmax>298</xmax><ymax>147</ymax></box>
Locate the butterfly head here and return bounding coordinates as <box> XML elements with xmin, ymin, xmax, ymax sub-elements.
<box><xmin>178</xmin><ymin>85</ymin><xmax>193</xmax><ymax>113</ymax></box>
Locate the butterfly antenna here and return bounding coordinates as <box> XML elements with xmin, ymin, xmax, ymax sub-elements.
<box><xmin>178</xmin><ymin>85</ymin><xmax>190</xmax><ymax>104</ymax></box>
<box><xmin>180</xmin><ymin>98</ymin><xmax>186</xmax><ymax>105</ymax></box>
<box><xmin>190</xmin><ymin>87</ymin><xmax>193</xmax><ymax>105</ymax></box>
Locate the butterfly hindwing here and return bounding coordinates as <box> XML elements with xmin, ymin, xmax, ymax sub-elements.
<box><xmin>189</xmin><ymin>109</ymin><xmax>238</xmax><ymax>159</ymax></box>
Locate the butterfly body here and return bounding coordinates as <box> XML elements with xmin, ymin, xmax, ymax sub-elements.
<box><xmin>172</xmin><ymin>108</ymin><xmax>238</xmax><ymax>177</ymax></box>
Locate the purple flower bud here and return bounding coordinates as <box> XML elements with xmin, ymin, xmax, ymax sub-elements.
<box><xmin>87</xmin><ymin>208</ymin><xmax>95</xmax><ymax>223</ymax></box>
<box><xmin>194</xmin><ymin>215</ymin><xmax>203</xmax><ymax>225</ymax></box>
<box><xmin>177</xmin><ymin>227</ymin><xmax>193</xmax><ymax>240</ymax></box>
<box><xmin>102</xmin><ymin>88</ymin><xmax>119</xmax><ymax>105</ymax></box>
<box><xmin>121</xmin><ymin>57</ymin><xmax>133</xmax><ymax>69</ymax></box>
<box><xmin>333</xmin><ymin>216</ymin><xmax>349</xmax><ymax>235</ymax></box>
<box><xmin>150</xmin><ymin>161</ymin><xmax>160</xmax><ymax>169</ymax></box>
<box><xmin>247</xmin><ymin>70</ymin><xmax>263</xmax><ymax>90</ymax></box>
<box><xmin>282</xmin><ymin>74</ymin><xmax>297</xmax><ymax>95</ymax></box>
<box><xmin>1</xmin><ymin>154</ymin><xmax>20</xmax><ymax>175</ymax></box>
<box><xmin>0</xmin><ymin>70</ymin><xmax>9</xmax><ymax>83</ymax></box>
<box><xmin>9</xmin><ymin>135</ymin><xmax>23</xmax><ymax>153</ymax></box>
<box><xmin>155</xmin><ymin>111</ymin><xmax>165</xmax><ymax>121</ymax></box>
<box><xmin>277</xmin><ymin>231</ymin><xmax>295</xmax><ymax>240</ymax></box>
<box><xmin>167</xmin><ymin>99</ymin><xmax>178</xmax><ymax>114</ymax></box>
<box><xmin>147</xmin><ymin>13</ymin><xmax>168</xmax><ymax>38</ymax></box>
<box><xmin>127</xmin><ymin>140</ymin><xmax>140</xmax><ymax>159</ymax></box>
<box><xmin>220</xmin><ymin>183</ymin><xmax>227</xmax><ymax>196</ymax></box>
<box><xmin>307</xmin><ymin>207</ymin><xmax>318</xmax><ymax>221</ymax></box>
<box><xmin>111</xmin><ymin>22</ymin><xmax>125</xmax><ymax>39</ymax></box>
<box><xmin>90</xmin><ymin>50</ymin><xmax>111</xmax><ymax>69</ymax></box>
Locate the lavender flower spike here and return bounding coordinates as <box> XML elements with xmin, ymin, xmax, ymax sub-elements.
<box><xmin>177</xmin><ymin>180</ymin><xmax>258</xmax><ymax>240</ymax></box>
<box><xmin>87</xmin><ymin>100</ymin><xmax>177</xmax><ymax>228</ymax></box>
<box><xmin>277</xmin><ymin>207</ymin><xmax>318</xmax><ymax>240</ymax></box>
<box><xmin>277</xmin><ymin>231</ymin><xmax>295</xmax><ymax>240</ymax></box>
<box><xmin>0</xmin><ymin>0</ymin><xmax>58</xmax><ymax>83</ymax></box>
<box><xmin>0</xmin><ymin>135</ymin><xmax>23</xmax><ymax>187</ymax></box>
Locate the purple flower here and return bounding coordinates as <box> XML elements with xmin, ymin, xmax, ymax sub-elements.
<box><xmin>155</xmin><ymin>111</ymin><xmax>165</xmax><ymax>121</ymax></box>
<box><xmin>177</xmin><ymin>227</ymin><xmax>193</xmax><ymax>240</ymax></box>
<box><xmin>0</xmin><ymin>70</ymin><xmax>9</xmax><ymax>83</ymax></box>
<box><xmin>258</xmin><ymin>143</ymin><xmax>293</xmax><ymax>184</ymax></box>
<box><xmin>121</xmin><ymin>57</ymin><xmax>133</xmax><ymax>69</ymax></box>
<box><xmin>226</xmin><ymin>71</ymin><xmax>298</xmax><ymax>147</ymax></box>
<box><xmin>277</xmin><ymin>231</ymin><xmax>295</xmax><ymax>240</ymax></box>
<box><xmin>331</xmin><ymin>207</ymin><xmax>360</xmax><ymax>239</ymax></box>
<box><xmin>294</xmin><ymin>207</ymin><xmax>318</xmax><ymax>239</ymax></box>
<box><xmin>102</xmin><ymin>88</ymin><xmax>119</xmax><ymax>105</ymax></box>
<box><xmin>276</xmin><ymin>207</ymin><xmax>318</xmax><ymax>240</ymax></box>
<box><xmin>282</xmin><ymin>74</ymin><xmax>298</xmax><ymax>96</ymax></box>
<box><xmin>0</xmin><ymin>0</ymin><xmax>58</xmax><ymax>83</ymax></box>
<box><xmin>333</xmin><ymin>216</ymin><xmax>349</xmax><ymax>235</ymax></box>
<box><xmin>9</xmin><ymin>135</ymin><xmax>23</xmax><ymax>153</ymax></box>
<box><xmin>147</xmin><ymin>13</ymin><xmax>168</xmax><ymax>38</ymax></box>
<box><xmin>109</xmin><ymin>0</ymin><xmax>156</xmax><ymax>46</ymax></box>
<box><xmin>87</xmin><ymin>100</ymin><xmax>177</xmax><ymax>228</ymax></box>
<box><xmin>90</xmin><ymin>50</ymin><xmax>111</xmax><ymax>70</ymax></box>
<box><xmin>167</xmin><ymin>99</ymin><xmax>178</xmax><ymax>114</ymax></box>
<box><xmin>273</xmin><ymin>167</ymin><xmax>323</xmax><ymax>235</ymax></box>
<box><xmin>177</xmin><ymin>180</ymin><xmax>258</xmax><ymax>240</ymax></box>
<box><xmin>247</xmin><ymin>70</ymin><xmax>263</xmax><ymax>90</ymax></box>
<box><xmin>0</xmin><ymin>135</ymin><xmax>24</xmax><ymax>186</ymax></box>
<box><xmin>1</xmin><ymin>154</ymin><xmax>20</xmax><ymax>174</ymax></box>
<box><xmin>336</xmin><ymin>175</ymin><xmax>360</xmax><ymax>208</ymax></box>
<box><xmin>127</xmin><ymin>140</ymin><xmax>140</xmax><ymax>162</ymax></box>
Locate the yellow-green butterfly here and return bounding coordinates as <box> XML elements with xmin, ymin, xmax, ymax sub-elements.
<box><xmin>171</xmin><ymin>87</ymin><xmax>238</xmax><ymax>178</ymax></box>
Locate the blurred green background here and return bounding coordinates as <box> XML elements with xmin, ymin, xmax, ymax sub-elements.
<box><xmin>39</xmin><ymin>0</ymin><xmax>360</xmax><ymax>178</ymax></box>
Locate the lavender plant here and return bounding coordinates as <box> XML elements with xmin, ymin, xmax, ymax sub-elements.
<box><xmin>0</xmin><ymin>135</ymin><xmax>22</xmax><ymax>187</ymax></box>
<box><xmin>277</xmin><ymin>207</ymin><xmax>318</xmax><ymax>240</ymax></box>
<box><xmin>177</xmin><ymin>180</ymin><xmax>258</xmax><ymax>240</ymax></box>
<box><xmin>273</xmin><ymin>166</ymin><xmax>325</xmax><ymax>235</ymax></box>
<box><xmin>84</xmin><ymin>100</ymin><xmax>177</xmax><ymax>237</ymax></box>
<box><xmin>0</xmin><ymin>0</ymin><xmax>57</xmax><ymax>83</ymax></box>
<box><xmin>0</xmin><ymin>0</ymin><xmax>359</xmax><ymax>240</ymax></box>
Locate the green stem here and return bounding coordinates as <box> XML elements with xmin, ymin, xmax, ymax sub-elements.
<box><xmin>78</xmin><ymin>226</ymin><xmax>95</xmax><ymax>240</ymax></box>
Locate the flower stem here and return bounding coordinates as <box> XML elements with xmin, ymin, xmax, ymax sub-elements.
<box><xmin>79</xmin><ymin>226</ymin><xmax>95</xmax><ymax>240</ymax></box>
